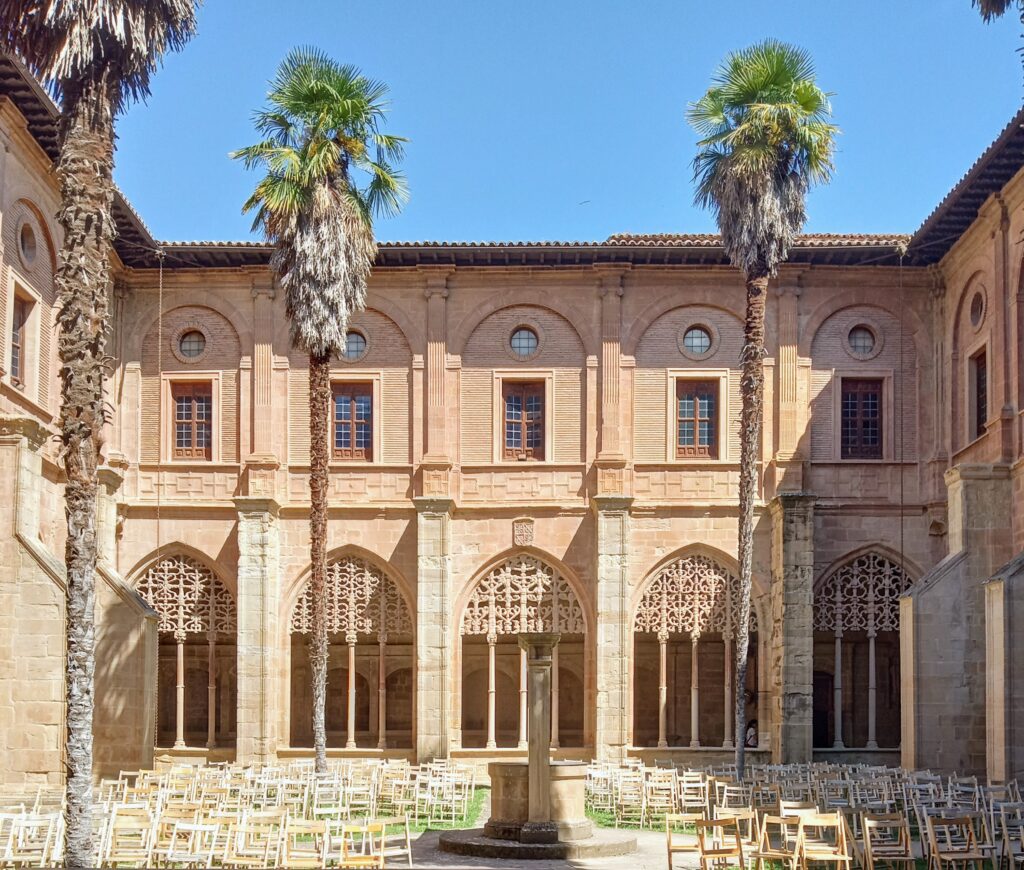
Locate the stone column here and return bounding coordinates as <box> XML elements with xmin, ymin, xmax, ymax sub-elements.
<box><xmin>689</xmin><ymin>636</ymin><xmax>700</xmax><ymax>748</ymax></box>
<box><xmin>768</xmin><ymin>493</ymin><xmax>815</xmax><ymax>763</ymax></box>
<box><xmin>414</xmin><ymin>497</ymin><xmax>454</xmax><ymax>760</ymax></box>
<box><xmin>518</xmin><ymin>648</ymin><xmax>528</xmax><ymax>749</ymax></box>
<box><xmin>206</xmin><ymin>634</ymin><xmax>216</xmax><ymax>749</ymax></box>
<box><xmin>723</xmin><ymin>633</ymin><xmax>733</xmax><ymax>749</ymax></box>
<box><xmin>346</xmin><ymin>635</ymin><xmax>357</xmax><ymax>749</ymax></box>
<box><xmin>486</xmin><ymin>635</ymin><xmax>497</xmax><ymax>749</ymax></box>
<box><xmin>519</xmin><ymin>633</ymin><xmax>560</xmax><ymax>845</ymax></box>
<box><xmin>174</xmin><ymin>634</ymin><xmax>186</xmax><ymax>748</ymax></box>
<box><xmin>657</xmin><ymin>633</ymin><xmax>668</xmax><ymax>749</ymax></box>
<box><xmin>377</xmin><ymin>635</ymin><xmax>387</xmax><ymax>750</ymax></box>
<box><xmin>234</xmin><ymin>496</ymin><xmax>281</xmax><ymax>765</ymax></box>
<box><xmin>593</xmin><ymin>496</ymin><xmax>633</xmax><ymax>761</ymax></box>
<box><xmin>832</xmin><ymin>631</ymin><xmax>844</xmax><ymax>748</ymax></box>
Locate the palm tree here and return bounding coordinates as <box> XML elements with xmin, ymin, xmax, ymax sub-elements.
<box><xmin>687</xmin><ymin>40</ymin><xmax>837</xmax><ymax>778</ymax></box>
<box><xmin>233</xmin><ymin>48</ymin><xmax>406</xmax><ymax>774</ymax></box>
<box><xmin>0</xmin><ymin>3</ymin><xmax>198</xmax><ymax>866</ymax></box>
<box><xmin>974</xmin><ymin>0</ymin><xmax>1020</xmax><ymax>20</ymax></box>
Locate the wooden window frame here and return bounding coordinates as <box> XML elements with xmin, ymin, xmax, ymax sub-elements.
<box><xmin>501</xmin><ymin>379</ymin><xmax>546</xmax><ymax>461</ymax></box>
<box><xmin>332</xmin><ymin>381</ymin><xmax>374</xmax><ymax>462</ymax></box>
<box><xmin>171</xmin><ymin>381</ymin><xmax>214</xmax><ymax>461</ymax></box>
<box><xmin>840</xmin><ymin>377</ymin><xmax>884</xmax><ymax>460</ymax></box>
<box><xmin>665</xmin><ymin>370</ymin><xmax>730</xmax><ymax>463</ymax></box>
<box><xmin>10</xmin><ymin>293</ymin><xmax>30</xmax><ymax>389</ymax></box>
<box><xmin>675</xmin><ymin>378</ymin><xmax>719</xmax><ymax>459</ymax></box>
<box><xmin>969</xmin><ymin>347</ymin><xmax>988</xmax><ymax>442</ymax></box>
<box><xmin>161</xmin><ymin>372</ymin><xmax>221</xmax><ymax>463</ymax></box>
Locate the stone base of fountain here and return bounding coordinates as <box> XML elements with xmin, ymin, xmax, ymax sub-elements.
<box><xmin>437</xmin><ymin>760</ymin><xmax>637</xmax><ymax>860</ymax></box>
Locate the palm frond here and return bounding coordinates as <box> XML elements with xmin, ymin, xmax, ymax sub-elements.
<box><xmin>688</xmin><ymin>38</ymin><xmax>838</xmax><ymax>277</ymax></box>
<box><xmin>233</xmin><ymin>46</ymin><xmax>407</xmax><ymax>357</ymax></box>
<box><xmin>0</xmin><ymin>0</ymin><xmax>200</xmax><ymax>107</ymax></box>
<box><xmin>973</xmin><ymin>0</ymin><xmax>1018</xmax><ymax>21</ymax></box>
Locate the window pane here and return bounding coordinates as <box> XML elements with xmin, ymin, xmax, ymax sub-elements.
<box><xmin>510</xmin><ymin>328</ymin><xmax>539</xmax><ymax>358</ymax></box>
<box><xmin>176</xmin><ymin>424</ymin><xmax>191</xmax><ymax>448</ymax></box>
<box><xmin>335</xmin><ymin>395</ymin><xmax>351</xmax><ymax>421</ymax></box>
<box><xmin>506</xmin><ymin>393</ymin><xmax>522</xmax><ymax>421</ymax></box>
<box><xmin>679</xmin><ymin>421</ymin><xmax>694</xmax><ymax>446</ymax></box>
<box><xmin>506</xmin><ymin>422</ymin><xmax>521</xmax><ymax>449</ymax></box>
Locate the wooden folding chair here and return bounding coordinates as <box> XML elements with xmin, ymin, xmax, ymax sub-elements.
<box><xmin>926</xmin><ymin>815</ymin><xmax>987</xmax><ymax>870</ymax></box>
<box><xmin>862</xmin><ymin>813</ymin><xmax>916</xmax><ymax>870</ymax></box>
<box><xmin>799</xmin><ymin>811</ymin><xmax>853</xmax><ymax>870</ymax></box>
<box><xmin>375</xmin><ymin>815</ymin><xmax>413</xmax><ymax>869</ymax></box>
<box><xmin>1000</xmin><ymin>804</ymin><xmax>1024</xmax><ymax>870</ymax></box>
<box><xmin>751</xmin><ymin>814</ymin><xmax>803</xmax><ymax>870</ymax></box>
<box><xmin>280</xmin><ymin>819</ymin><xmax>326</xmax><ymax>869</ymax></box>
<box><xmin>695</xmin><ymin>817</ymin><xmax>745</xmax><ymax>870</ymax></box>
<box><xmin>667</xmin><ymin>812</ymin><xmax>705</xmax><ymax>869</ymax></box>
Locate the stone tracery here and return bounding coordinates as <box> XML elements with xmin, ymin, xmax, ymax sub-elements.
<box><xmin>813</xmin><ymin>551</ymin><xmax>912</xmax><ymax>749</ymax></box>
<box><xmin>135</xmin><ymin>554</ymin><xmax>237</xmax><ymax>750</ymax></box>
<box><xmin>632</xmin><ymin>553</ymin><xmax>760</xmax><ymax>750</ymax></box>
<box><xmin>459</xmin><ymin>553</ymin><xmax>586</xmax><ymax>750</ymax></box>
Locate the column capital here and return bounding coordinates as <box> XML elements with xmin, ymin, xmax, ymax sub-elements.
<box><xmin>595</xmin><ymin>264</ymin><xmax>629</xmax><ymax>296</ymax></box>
<box><xmin>412</xmin><ymin>495</ymin><xmax>455</xmax><ymax>515</ymax></box>
<box><xmin>233</xmin><ymin>495</ymin><xmax>281</xmax><ymax>517</ymax></box>
<box><xmin>418</xmin><ymin>265</ymin><xmax>455</xmax><ymax>297</ymax></box>
<box><xmin>592</xmin><ymin>494</ymin><xmax>633</xmax><ymax>513</ymax></box>
<box><xmin>250</xmin><ymin>277</ymin><xmax>276</xmax><ymax>299</ymax></box>
<box><xmin>0</xmin><ymin>414</ymin><xmax>50</xmax><ymax>451</ymax></box>
<box><xmin>774</xmin><ymin>284</ymin><xmax>802</xmax><ymax>298</ymax></box>
<box><xmin>96</xmin><ymin>465</ymin><xmax>124</xmax><ymax>495</ymax></box>
<box><xmin>769</xmin><ymin>491</ymin><xmax>816</xmax><ymax>519</ymax></box>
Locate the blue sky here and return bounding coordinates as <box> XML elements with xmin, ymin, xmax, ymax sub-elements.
<box><xmin>114</xmin><ymin>0</ymin><xmax>1023</xmax><ymax>244</ymax></box>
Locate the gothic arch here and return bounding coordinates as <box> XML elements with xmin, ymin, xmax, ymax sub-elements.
<box><xmin>128</xmin><ymin>543</ymin><xmax>237</xmax><ymax>600</ymax></box>
<box><xmin>813</xmin><ymin>548</ymin><xmax>916</xmax><ymax>635</ymax></box>
<box><xmin>632</xmin><ymin>545</ymin><xmax>767</xmax><ymax>626</ymax></box>
<box><xmin>451</xmin><ymin>296</ymin><xmax>597</xmax><ymax>356</ymax></box>
<box><xmin>133</xmin><ymin>552</ymin><xmax>236</xmax><ymax>640</ymax></box>
<box><xmin>456</xmin><ymin>547</ymin><xmax>591</xmax><ymax>636</ymax></box>
<box><xmin>282</xmin><ymin>544</ymin><xmax>415</xmax><ymax>630</ymax></box>
<box><xmin>632</xmin><ymin>548</ymin><xmax>760</xmax><ymax>639</ymax></box>
<box><xmin>287</xmin><ymin>550</ymin><xmax>414</xmax><ymax>641</ymax></box>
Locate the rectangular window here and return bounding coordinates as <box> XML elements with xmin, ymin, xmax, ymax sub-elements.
<box><xmin>10</xmin><ymin>295</ymin><xmax>30</xmax><ymax>387</ymax></box>
<box><xmin>171</xmin><ymin>382</ymin><xmax>213</xmax><ymax>460</ymax></box>
<box><xmin>333</xmin><ymin>382</ymin><xmax>373</xmax><ymax>461</ymax></box>
<box><xmin>503</xmin><ymin>380</ymin><xmax>545</xmax><ymax>461</ymax></box>
<box><xmin>971</xmin><ymin>349</ymin><xmax>987</xmax><ymax>441</ymax></box>
<box><xmin>676</xmin><ymin>379</ymin><xmax>718</xmax><ymax>459</ymax></box>
<box><xmin>840</xmin><ymin>378</ymin><xmax>883</xmax><ymax>459</ymax></box>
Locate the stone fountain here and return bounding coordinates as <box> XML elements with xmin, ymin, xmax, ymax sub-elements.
<box><xmin>438</xmin><ymin>633</ymin><xmax>636</xmax><ymax>860</ymax></box>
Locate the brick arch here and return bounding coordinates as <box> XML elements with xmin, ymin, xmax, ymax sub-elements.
<box><xmin>451</xmin><ymin>295</ymin><xmax>596</xmax><ymax>356</ymax></box>
<box><xmin>11</xmin><ymin>197</ymin><xmax>58</xmax><ymax>275</ymax></box>
<box><xmin>950</xmin><ymin>270</ymin><xmax>989</xmax><ymax>353</ymax></box>
<box><xmin>127</xmin><ymin>292</ymin><xmax>253</xmax><ymax>360</ymax></box>
<box><xmin>800</xmin><ymin>290</ymin><xmax>927</xmax><ymax>358</ymax></box>
<box><xmin>622</xmin><ymin>293</ymin><xmax>745</xmax><ymax>356</ymax></box>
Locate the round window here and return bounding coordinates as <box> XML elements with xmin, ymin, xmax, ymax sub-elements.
<box><xmin>19</xmin><ymin>223</ymin><xmax>36</xmax><ymax>266</ymax></box>
<box><xmin>343</xmin><ymin>330</ymin><xmax>367</xmax><ymax>361</ymax></box>
<box><xmin>848</xmin><ymin>325</ymin><xmax>876</xmax><ymax>356</ymax></box>
<box><xmin>682</xmin><ymin>326</ymin><xmax>713</xmax><ymax>357</ymax></box>
<box><xmin>510</xmin><ymin>327</ymin><xmax>539</xmax><ymax>359</ymax></box>
<box><xmin>178</xmin><ymin>330</ymin><xmax>206</xmax><ymax>359</ymax></box>
<box><xmin>970</xmin><ymin>292</ymin><xmax>984</xmax><ymax>327</ymax></box>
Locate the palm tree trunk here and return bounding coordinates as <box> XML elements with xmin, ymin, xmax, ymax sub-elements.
<box><xmin>56</xmin><ymin>74</ymin><xmax>117</xmax><ymax>870</ymax></box>
<box><xmin>309</xmin><ymin>350</ymin><xmax>331</xmax><ymax>774</ymax></box>
<box><xmin>734</xmin><ymin>270</ymin><xmax>768</xmax><ymax>780</ymax></box>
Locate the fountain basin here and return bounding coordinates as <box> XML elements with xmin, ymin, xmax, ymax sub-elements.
<box><xmin>482</xmin><ymin>760</ymin><xmax>591</xmax><ymax>842</ymax></box>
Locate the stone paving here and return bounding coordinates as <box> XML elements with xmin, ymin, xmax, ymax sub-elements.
<box><xmin>409</xmin><ymin>827</ymin><xmax>694</xmax><ymax>869</ymax></box>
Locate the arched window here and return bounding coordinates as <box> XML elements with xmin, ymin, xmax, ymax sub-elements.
<box><xmin>288</xmin><ymin>555</ymin><xmax>413</xmax><ymax>749</ymax></box>
<box><xmin>135</xmin><ymin>555</ymin><xmax>236</xmax><ymax>749</ymax></box>
<box><xmin>459</xmin><ymin>554</ymin><xmax>585</xmax><ymax>749</ymax></box>
<box><xmin>633</xmin><ymin>554</ymin><xmax>758</xmax><ymax>750</ymax></box>
<box><xmin>812</xmin><ymin>551</ymin><xmax>912</xmax><ymax>749</ymax></box>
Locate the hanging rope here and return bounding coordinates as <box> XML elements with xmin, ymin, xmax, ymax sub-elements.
<box><xmin>154</xmin><ymin>246</ymin><xmax>165</xmax><ymax>750</ymax></box>
<box><xmin>896</xmin><ymin>245</ymin><xmax>907</xmax><ymax>581</ymax></box>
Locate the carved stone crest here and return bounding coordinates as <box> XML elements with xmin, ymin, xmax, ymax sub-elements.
<box><xmin>513</xmin><ymin>517</ymin><xmax>534</xmax><ymax>547</ymax></box>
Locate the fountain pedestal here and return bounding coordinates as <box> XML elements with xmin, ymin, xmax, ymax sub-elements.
<box><xmin>438</xmin><ymin>632</ymin><xmax>635</xmax><ymax>860</ymax></box>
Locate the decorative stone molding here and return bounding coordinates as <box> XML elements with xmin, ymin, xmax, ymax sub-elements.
<box><xmin>0</xmin><ymin>414</ymin><xmax>50</xmax><ymax>450</ymax></box>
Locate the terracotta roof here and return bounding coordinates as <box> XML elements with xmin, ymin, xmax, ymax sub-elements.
<box><xmin>0</xmin><ymin>50</ymin><xmax>1017</xmax><ymax>272</ymax></box>
<box><xmin>907</xmin><ymin>104</ymin><xmax>1024</xmax><ymax>264</ymax></box>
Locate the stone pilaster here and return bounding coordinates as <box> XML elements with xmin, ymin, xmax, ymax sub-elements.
<box><xmin>593</xmin><ymin>495</ymin><xmax>632</xmax><ymax>760</ymax></box>
<box><xmin>234</xmin><ymin>496</ymin><xmax>281</xmax><ymax>765</ymax></box>
<box><xmin>774</xmin><ymin>285</ymin><xmax>804</xmax><ymax>492</ymax></box>
<box><xmin>249</xmin><ymin>279</ymin><xmax>277</xmax><ymax>461</ymax></box>
<box><xmin>768</xmin><ymin>492</ymin><xmax>815</xmax><ymax>763</ymax></box>
<box><xmin>96</xmin><ymin>466</ymin><xmax>123</xmax><ymax>566</ymax></box>
<box><xmin>414</xmin><ymin>497</ymin><xmax>454</xmax><ymax>760</ymax></box>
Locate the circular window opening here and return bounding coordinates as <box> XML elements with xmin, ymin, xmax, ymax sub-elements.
<box><xmin>178</xmin><ymin>330</ymin><xmax>206</xmax><ymax>359</ymax></box>
<box><xmin>970</xmin><ymin>292</ymin><xmax>984</xmax><ymax>327</ymax></box>
<box><xmin>510</xmin><ymin>327</ymin><xmax>539</xmax><ymax>359</ymax></box>
<box><xmin>343</xmin><ymin>330</ymin><xmax>367</xmax><ymax>361</ymax></box>
<box><xmin>848</xmin><ymin>325</ymin><xmax>876</xmax><ymax>356</ymax></box>
<box><xmin>19</xmin><ymin>223</ymin><xmax>36</xmax><ymax>265</ymax></box>
<box><xmin>682</xmin><ymin>326</ymin><xmax>713</xmax><ymax>357</ymax></box>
